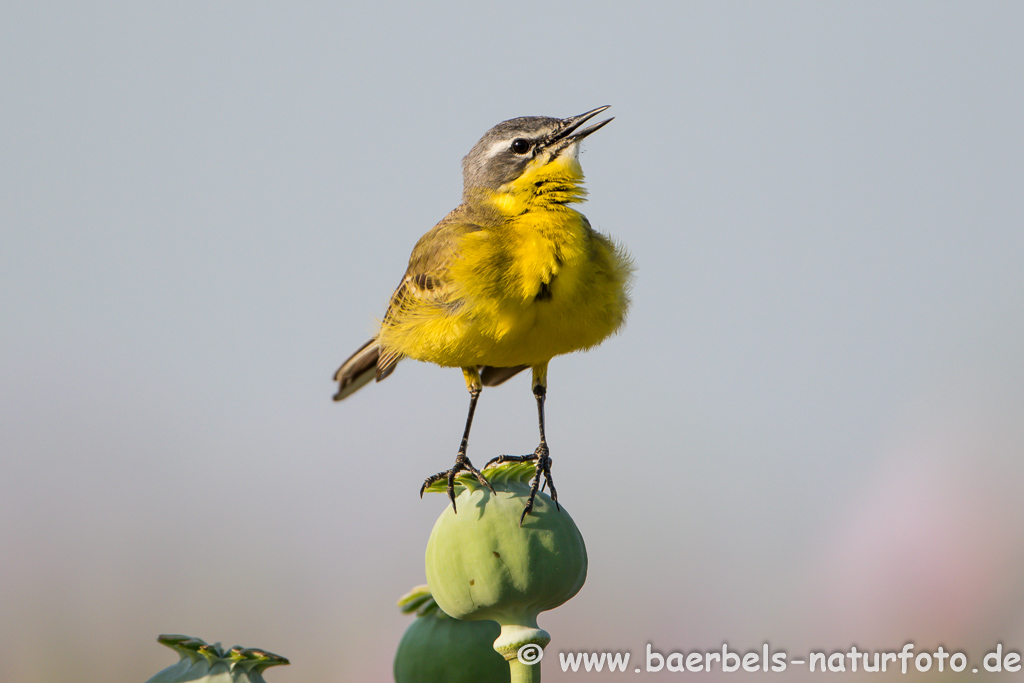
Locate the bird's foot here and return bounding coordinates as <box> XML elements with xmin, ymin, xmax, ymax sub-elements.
<box><xmin>487</xmin><ymin>443</ymin><xmax>557</xmax><ymax>524</ymax></box>
<box><xmin>420</xmin><ymin>452</ymin><xmax>494</xmax><ymax>514</ymax></box>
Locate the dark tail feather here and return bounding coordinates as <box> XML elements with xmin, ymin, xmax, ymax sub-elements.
<box><xmin>479</xmin><ymin>365</ymin><xmax>528</xmax><ymax>387</ymax></box>
<box><xmin>334</xmin><ymin>339</ymin><xmax>383</xmax><ymax>401</ymax></box>
<box><xmin>335</xmin><ymin>344</ymin><xmax>517</xmax><ymax>400</ymax></box>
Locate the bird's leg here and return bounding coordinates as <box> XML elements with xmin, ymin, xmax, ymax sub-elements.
<box><xmin>420</xmin><ymin>367</ymin><xmax>494</xmax><ymax>513</ymax></box>
<box><xmin>486</xmin><ymin>363</ymin><xmax>557</xmax><ymax>524</ymax></box>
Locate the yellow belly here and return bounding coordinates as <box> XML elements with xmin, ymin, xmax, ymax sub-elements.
<box><xmin>380</xmin><ymin>208</ymin><xmax>632</xmax><ymax>368</ymax></box>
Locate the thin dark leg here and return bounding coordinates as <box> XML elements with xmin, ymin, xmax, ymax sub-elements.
<box><xmin>420</xmin><ymin>382</ymin><xmax>493</xmax><ymax>513</ymax></box>
<box><xmin>521</xmin><ymin>383</ymin><xmax>558</xmax><ymax>522</ymax></box>
<box><xmin>486</xmin><ymin>380</ymin><xmax>559</xmax><ymax>524</ymax></box>
<box><xmin>459</xmin><ymin>387</ymin><xmax>481</xmax><ymax>457</ymax></box>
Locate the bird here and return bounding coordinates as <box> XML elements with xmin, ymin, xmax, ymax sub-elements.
<box><xmin>333</xmin><ymin>106</ymin><xmax>633</xmax><ymax>521</ymax></box>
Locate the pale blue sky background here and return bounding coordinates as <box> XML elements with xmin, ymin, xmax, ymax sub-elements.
<box><xmin>2</xmin><ymin>2</ymin><xmax>1023</xmax><ymax>681</ymax></box>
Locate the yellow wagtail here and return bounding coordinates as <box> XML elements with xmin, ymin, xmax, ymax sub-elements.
<box><xmin>333</xmin><ymin>106</ymin><xmax>633</xmax><ymax>519</ymax></box>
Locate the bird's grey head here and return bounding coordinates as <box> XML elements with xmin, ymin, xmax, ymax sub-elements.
<box><xmin>461</xmin><ymin>106</ymin><xmax>612</xmax><ymax>198</ymax></box>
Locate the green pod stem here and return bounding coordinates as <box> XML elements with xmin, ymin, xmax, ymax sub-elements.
<box><xmin>509</xmin><ymin>656</ymin><xmax>543</xmax><ymax>683</ymax></box>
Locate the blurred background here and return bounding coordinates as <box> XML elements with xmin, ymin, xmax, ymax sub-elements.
<box><xmin>2</xmin><ymin>2</ymin><xmax>1022</xmax><ymax>681</ymax></box>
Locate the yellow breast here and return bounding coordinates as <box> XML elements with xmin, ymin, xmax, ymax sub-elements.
<box><xmin>437</xmin><ymin>208</ymin><xmax>629</xmax><ymax>367</ymax></box>
<box><xmin>379</xmin><ymin>153</ymin><xmax>633</xmax><ymax>369</ymax></box>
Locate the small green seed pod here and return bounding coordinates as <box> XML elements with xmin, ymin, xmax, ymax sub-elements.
<box><xmin>424</xmin><ymin>462</ymin><xmax>587</xmax><ymax>681</ymax></box>
<box><xmin>393</xmin><ymin>585</ymin><xmax>510</xmax><ymax>682</ymax></box>
<box><xmin>144</xmin><ymin>635</ymin><xmax>288</xmax><ymax>683</ymax></box>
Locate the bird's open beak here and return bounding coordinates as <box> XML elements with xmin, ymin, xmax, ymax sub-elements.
<box><xmin>546</xmin><ymin>106</ymin><xmax>613</xmax><ymax>152</ymax></box>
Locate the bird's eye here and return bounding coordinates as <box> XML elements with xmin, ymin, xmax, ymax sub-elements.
<box><xmin>510</xmin><ymin>138</ymin><xmax>531</xmax><ymax>155</ymax></box>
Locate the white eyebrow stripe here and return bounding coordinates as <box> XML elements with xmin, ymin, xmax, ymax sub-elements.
<box><xmin>484</xmin><ymin>138</ymin><xmax>512</xmax><ymax>159</ymax></box>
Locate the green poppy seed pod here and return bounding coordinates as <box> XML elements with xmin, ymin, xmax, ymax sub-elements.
<box><xmin>424</xmin><ymin>462</ymin><xmax>587</xmax><ymax>681</ymax></box>
<box><xmin>144</xmin><ymin>635</ymin><xmax>288</xmax><ymax>683</ymax></box>
<box><xmin>393</xmin><ymin>585</ymin><xmax>510</xmax><ymax>682</ymax></box>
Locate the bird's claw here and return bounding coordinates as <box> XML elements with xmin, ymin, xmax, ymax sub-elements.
<box><xmin>420</xmin><ymin>452</ymin><xmax>493</xmax><ymax>514</ymax></box>
<box><xmin>488</xmin><ymin>444</ymin><xmax>558</xmax><ymax>525</ymax></box>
